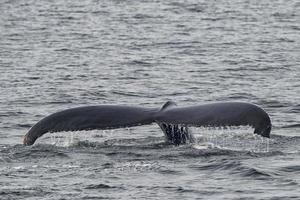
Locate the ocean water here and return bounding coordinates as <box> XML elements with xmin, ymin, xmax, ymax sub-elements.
<box><xmin>0</xmin><ymin>0</ymin><xmax>299</xmax><ymax>199</ymax></box>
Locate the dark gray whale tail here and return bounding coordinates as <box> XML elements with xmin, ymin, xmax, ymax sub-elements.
<box><xmin>23</xmin><ymin>101</ymin><xmax>271</xmax><ymax>146</ymax></box>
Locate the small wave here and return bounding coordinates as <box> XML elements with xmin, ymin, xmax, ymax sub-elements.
<box><xmin>0</xmin><ymin>111</ymin><xmax>26</xmax><ymax>117</ymax></box>
<box><xmin>190</xmin><ymin>159</ymin><xmax>276</xmax><ymax>179</ymax></box>
<box><xmin>0</xmin><ymin>187</ymin><xmax>51</xmax><ymax>199</ymax></box>
<box><xmin>15</xmin><ymin>124</ymin><xmax>32</xmax><ymax>128</ymax></box>
<box><xmin>238</xmin><ymin>167</ymin><xmax>274</xmax><ymax>179</ymax></box>
<box><xmin>257</xmin><ymin>99</ymin><xmax>291</xmax><ymax>108</ymax></box>
<box><xmin>189</xmin><ymin>160</ymin><xmax>242</xmax><ymax>171</ymax></box>
<box><xmin>281</xmin><ymin>124</ymin><xmax>300</xmax><ymax>129</ymax></box>
<box><xmin>111</xmin><ymin>91</ymin><xmax>147</xmax><ymax>97</ymax></box>
<box><xmin>158</xmin><ymin>169</ymin><xmax>183</xmax><ymax>175</ymax></box>
<box><xmin>271</xmin><ymin>134</ymin><xmax>300</xmax><ymax>140</ymax></box>
<box><xmin>279</xmin><ymin>165</ymin><xmax>300</xmax><ymax>173</ymax></box>
<box><xmin>85</xmin><ymin>183</ymin><xmax>123</xmax><ymax>190</ymax></box>
<box><xmin>178</xmin><ymin>148</ymin><xmax>241</xmax><ymax>158</ymax></box>
<box><xmin>148</xmin><ymin>185</ymin><xmax>220</xmax><ymax>195</ymax></box>
<box><xmin>269</xmin><ymin>134</ymin><xmax>300</xmax><ymax>149</ymax></box>
<box><xmin>0</xmin><ymin>144</ymin><xmax>69</xmax><ymax>161</ymax></box>
<box><xmin>175</xmin><ymin>186</ymin><xmax>201</xmax><ymax>194</ymax></box>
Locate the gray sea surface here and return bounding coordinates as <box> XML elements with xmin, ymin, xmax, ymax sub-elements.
<box><xmin>0</xmin><ymin>0</ymin><xmax>300</xmax><ymax>199</ymax></box>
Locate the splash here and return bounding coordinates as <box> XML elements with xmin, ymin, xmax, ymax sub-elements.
<box><xmin>34</xmin><ymin>125</ymin><xmax>269</xmax><ymax>152</ymax></box>
<box><xmin>191</xmin><ymin>126</ymin><xmax>269</xmax><ymax>152</ymax></box>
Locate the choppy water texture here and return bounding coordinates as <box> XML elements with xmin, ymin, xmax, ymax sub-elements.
<box><xmin>0</xmin><ymin>0</ymin><xmax>300</xmax><ymax>199</ymax></box>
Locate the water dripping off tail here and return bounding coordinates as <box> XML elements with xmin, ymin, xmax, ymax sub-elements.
<box><xmin>158</xmin><ymin>123</ymin><xmax>194</xmax><ymax>145</ymax></box>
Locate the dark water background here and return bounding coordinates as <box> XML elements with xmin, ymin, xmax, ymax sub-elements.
<box><xmin>0</xmin><ymin>0</ymin><xmax>299</xmax><ymax>199</ymax></box>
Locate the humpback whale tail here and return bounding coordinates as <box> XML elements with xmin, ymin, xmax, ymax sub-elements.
<box><xmin>23</xmin><ymin>101</ymin><xmax>271</xmax><ymax>146</ymax></box>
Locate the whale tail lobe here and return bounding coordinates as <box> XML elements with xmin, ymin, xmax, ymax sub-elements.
<box><xmin>23</xmin><ymin>105</ymin><xmax>158</xmax><ymax>145</ymax></box>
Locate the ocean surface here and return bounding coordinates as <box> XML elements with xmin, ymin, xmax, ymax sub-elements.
<box><xmin>0</xmin><ymin>0</ymin><xmax>299</xmax><ymax>199</ymax></box>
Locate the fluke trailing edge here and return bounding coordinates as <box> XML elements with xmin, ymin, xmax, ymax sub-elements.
<box><xmin>23</xmin><ymin>101</ymin><xmax>272</xmax><ymax>146</ymax></box>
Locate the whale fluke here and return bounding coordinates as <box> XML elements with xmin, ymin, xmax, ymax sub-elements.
<box><xmin>23</xmin><ymin>102</ymin><xmax>271</xmax><ymax>146</ymax></box>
